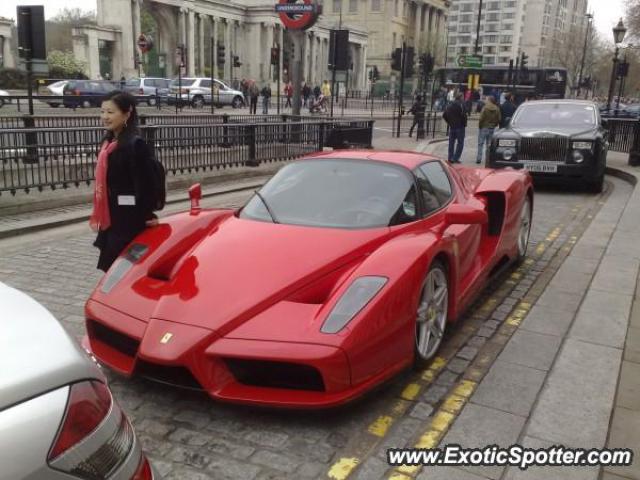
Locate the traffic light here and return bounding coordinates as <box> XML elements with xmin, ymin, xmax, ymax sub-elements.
<box><xmin>217</xmin><ymin>43</ymin><xmax>226</xmax><ymax>66</ymax></box>
<box><xmin>391</xmin><ymin>48</ymin><xmax>402</xmax><ymax>71</ymax></box>
<box><xmin>404</xmin><ymin>47</ymin><xmax>415</xmax><ymax>77</ymax></box>
<box><xmin>233</xmin><ymin>55</ymin><xmax>241</xmax><ymax>68</ymax></box>
<box><xmin>373</xmin><ymin>66</ymin><xmax>379</xmax><ymax>81</ymax></box>
<box><xmin>270</xmin><ymin>46</ymin><xmax>280</xmax><ymax>66</ymax></box>
<box><xmin>520</xmin><ymin>52</ymin><xmax>528</xmax><ymax>69</ymax></box>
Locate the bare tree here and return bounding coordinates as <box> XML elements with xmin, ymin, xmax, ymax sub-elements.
<box><xmin>45</xmin><ymin>8</ymin><xmax>96</xmax><ymax>53</ymax></box>
<box><xmin>626</xmin><ymin>0</ymin><xmax>640</xmax><ymax>40</ymax></box>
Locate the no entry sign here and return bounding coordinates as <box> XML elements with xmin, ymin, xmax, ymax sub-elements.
<box><xmin>276</xmin><ymin>0</ymin><xmax>319</xmax><ymax>30</ymax></box>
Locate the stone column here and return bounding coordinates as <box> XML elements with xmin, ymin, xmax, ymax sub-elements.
<box><xmin>309</xmin><ymin>32</ymin><xmax>316</xmax><ymax>86</ymax></box>
<box><xmin>265</xmin><ymin>23</ymin><xmax>274</xmax><ymax>84</ymax></box>
<box><xmin>198</xmin><ymin>13</ymin><xmax>205</xmax><ymax>76</ymax></box>
<box><xmin>278</xmin><ymin>26</ymin><xmax>284</xmax><ymax>84</ymax></box>
<box><xmin>303</xmin><ymin>32</ymin><xmax>310</xmax><ymax>83</ymax></box>
<box><xmin>211</xmin><ymin>16</ymin><xmax>218</xmax><ymax>78</ymax></box>
<box><xmin>179</xmin><ymin>8</ymin><xmax>187</xmax><ymax>49</ymax></box>
<box><xmin>187</xmin><ymin>9</ymin><xmax>196</xmax><ymax>76</ymax></box>
<box><xmin>132</xmin><ymin>0</ymin><xmax>141</xmax><ymax>74</ymax></box>
<box><xmin>360</xmin><ymin>44</ymin><xmax>367</xmax><ymax>91</ymax></box>
<box><xmin>427</xmin><ymin>6</ymin><xmax>434</xmax><ymax>44</ymax></box>
<box><xmin>414</xmin><ymin>1</ymin><xmax>423</xmax><ymax>51</ymax></box>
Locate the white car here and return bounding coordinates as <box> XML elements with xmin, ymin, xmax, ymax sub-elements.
<box><xmin>0</xmin><ymin>282</ymin><xmax>156</xmax><ymax>480</ymax></box>
<box><xmin>43</xmin><ymin>80</ymin><xmax>68</xmax><ymax>107</ymax></box>
<box><xmin>169</xmin><ymin>77</ymin><xmax>245</xmax><ymax>108</ymax></box>
<box><xmin>0</xmin><ymin>89</ymin><xmax>10</xmax><ymax>108</ymax></box>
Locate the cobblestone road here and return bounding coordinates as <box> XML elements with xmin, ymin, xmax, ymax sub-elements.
<box><xmin>0</xmin><ymin>177</ymin><xmax>612</xmax><ymax>480</ymax></box>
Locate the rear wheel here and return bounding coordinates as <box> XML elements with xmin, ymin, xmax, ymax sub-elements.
<box><xmin>517</xmin><ymin>195</ymin><xmax>532</xmax><ymax>263</ymax></box>
<box><xmin>232</xmin><ymin>96</ymin><xmax>244</xmax><ymax>108</ymax></box>
<box><xmin>147</xmin><ymin>96</ymin><xmax>157</xmax><ymax>106</ymax></box>
<box><xmin>0</xmin><ymin>98</ymin><xmax>4</xmax><ymax>108</ymax></box>
<box><xmin>414</xmin><ymin>260</ymin><xmax>448</xmax><ymax>369</ymax></box>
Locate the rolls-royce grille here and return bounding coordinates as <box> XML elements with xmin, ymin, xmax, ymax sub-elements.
<box><xmin>88</xmin><ymin>319</ymin><xmax>139</xmax><ymax>358</ymax></box>
<box><xmin>224</xmin><ymin>358</ymin><xmax>326</xmax><ymax>391</ymax></box>
<box><xmin>519</xmin><ymin>137</ymin><xmax>569</xmax><ymax>162</ymax></box>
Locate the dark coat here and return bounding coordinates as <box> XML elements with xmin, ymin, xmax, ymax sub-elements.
<box><xmin>94</xmin><ymin>134</ymin><xmax>156</xmax><ymax>271</ymax></box>
<box><xmin>500</xmin><ymin>101</ymin><xmax>517</xmax><ymax>128</ymax></box>
<box><xmin>443</xmin><ymin>101</ymin><xmax>467</xmax><ymax>129</ymax></box>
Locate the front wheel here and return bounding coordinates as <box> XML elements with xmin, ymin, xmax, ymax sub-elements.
<box><xmin>232</xmin><ymin>96</ymin><xmax>244</xmax><ymax>109</ymax></box>
<box><xmin>414</xmin><ymin>260</ymin><xmax>448</xmax><ymax>369</ymax></box>
<box><xmin>586</xmin><ymin>175</ymin><xmax>604</xmax><ymax>194</ymax></box>
<box><xmin>147</xmin><ymin>96</ymin><xmax>157</xmax><ymax>106</ymax></box>
<box><xmin>517</xmin><ymin>195</ymin><xmax>532</xmax><ymax>263</ymax></box>
<box><xmin>191</xmin><ymin>96</ymin><xmax>205</xmax><ymax>108</ymax></box>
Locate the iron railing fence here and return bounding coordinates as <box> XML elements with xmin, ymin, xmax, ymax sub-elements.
<box><xmin>607</xmin><ymin>118</ymin><xmax>635</xmax><ymax>153</ymax></box>
<box><xmin>0</xmin><ymin>119</ymin><xmax>374</xmax><ymax>195</ymax></box>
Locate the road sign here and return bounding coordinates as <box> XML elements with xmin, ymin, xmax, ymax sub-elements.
<box><xmin>276</xmin><ymin>0</ymin><xmax>319</xmax><ymax>30</ymax></box>
<box><xmin>456</xmin><ymin>54</ymin><xmax>482</xmax><ymax>68</ymax></box>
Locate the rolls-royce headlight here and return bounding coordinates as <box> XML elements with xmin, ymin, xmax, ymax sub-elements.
<box><xmin>321</xmin><ymin>276</ymin><xmax>388</xmax><ymax>334</ymax></box>
<box><xmin>502</xmin><ymin>149</ymin><xmax>514</xmax><ymax>161</ymax></box>
<box><xmin>572</xmin><ymin>150</ymin><xmax>585</xmax><ymax>163</ymax></box>
<box><xmin>499</xmin><ymin>139</ymin><xmax>517</xmax><ymax>147</ymax></box>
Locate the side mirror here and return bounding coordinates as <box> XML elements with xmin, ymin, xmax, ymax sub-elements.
<box><xmin>445</xmin><ymin>204</ymin><xmax>488</xmax><ymax>225</ymax></box>
<box><xmin>189</xmin><ymin>183</ymin><xmax>202</xmax><ymax>214</ymax></box>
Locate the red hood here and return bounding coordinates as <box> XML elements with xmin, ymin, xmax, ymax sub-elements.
<box><xmin>128</xmin><ymin>216</ymin><xmax>390</xmax><ymax>334</ymax></box>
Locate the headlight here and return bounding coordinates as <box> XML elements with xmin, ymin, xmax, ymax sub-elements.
<box><xmin>498</xmin><ymin>139</ymin><xmax>517</xmax><ymax>147</ymax></box>
<box><xmin>321</xmin><ymin>276</ymin><xmax>388</xmax><ymax>334</ymax></box>
<box><xmin>502</xmin><ymin>149</ymin><xmax>514</xmax><ymax>161</ymax></box>
<box><xmin>572</xmin><ymin>141</ymin><xmax>592</xmax><ymax>150</ymax></box>
<box><xmin>572</xmin><ymin>150</ymin><xmax>584</xmax><ymax>163</ymax></box>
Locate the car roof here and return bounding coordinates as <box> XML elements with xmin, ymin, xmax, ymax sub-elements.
<box><xmin>305</xmin><ymin>149</ymin><xmax>441</xmax><ymax>170</ymax></box>
<box><xmin>520</xmin><ymin>99</ymin><xmax>597</xmax><ymax>106</ymax></box>
<box><xmin>0</xmin><ymin>282</ymin><xmax>100</xmax><ymax>410</ymax></box>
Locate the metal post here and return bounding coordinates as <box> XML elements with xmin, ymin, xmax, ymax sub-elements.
<box><xmin>577</xmin><ymin>13</ymin><xmax>592</xmax><ymax>99</ymax></box>
<box><xmin>277</xmin><ymin>43</ymin><xmax>281</xmax><ymax>114</ymax></box>
<box><xmin>330</xmin><ymin>31</ymin><xmax>337</xmax><ymax>117</ymax></box>
<box><xmin>616</xmin><ymin>65</ymin><xmax>625</xmax><ymax>112</ymax></box>
<box><xmin>629</xmin><ymin>118</ymin><xmax>640</xmax><ymax>166</ymax></box>
<box><xmin>395</xmin><ymin>42</ymin><xmax>406</xmax><ymax>138</ymax></box>
<box><xmin>474</xmin><ymin>0</ymin><xmax>484</xmax><ymax>56</ymax></box>
<box><xmin>606</xmin><ymin>46</ymin><xmax>619</xmax><ymax>111</ymax></box>
<box><xmin>210</xmin><ymin>37</ymin><xmax>215</xmax><ymax>114</ymax></box>
<box><xmin>370</xmin><ymin>80</ymin><xmax>375</xmax><ymax>117</ymax></box>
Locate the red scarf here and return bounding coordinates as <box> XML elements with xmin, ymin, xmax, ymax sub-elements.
<box><xmin>90</xmin><ymin>140</ymin><xmax>119</xmax><ymax>231</ymax></box>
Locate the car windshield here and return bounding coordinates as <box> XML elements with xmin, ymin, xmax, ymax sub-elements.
<box><xmin>239</xmin><ymin>159</ymin><xmax>416</xmax><ymax>228</ymax></box>
<box><xmin>513</xmin><ymin>103</ymin><xmax>597</xmax><ymax>128</ymax></box>
<box><xmin>171</xmin><ymin>78</ymin><xmax>196</xmax><ymax>87</ymax></box>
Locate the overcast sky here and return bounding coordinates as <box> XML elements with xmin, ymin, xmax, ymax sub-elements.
<box><xmin>0</xmin><ymin>0</ymin><xmax>627</xmax><ymax>42</ymax></box>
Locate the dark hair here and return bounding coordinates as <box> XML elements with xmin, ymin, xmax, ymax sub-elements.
<box><xmin>101</xmin><ymin>90</ymin><xmax>140</xmax><ymax>145</ymax></box>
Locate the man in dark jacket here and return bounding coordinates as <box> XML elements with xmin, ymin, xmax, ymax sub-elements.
<box><xmin>443</xmin><ymin>93</ymin><xmax>467</xmax><ymax>163</ymax></box>
<box><xmin>408</xmin><ymin>95</ymin><xmax>426</xmax><ymax>138</ymax></box>
<box><xmin>500</xmin><ymin>93</ymin><xmax>517</xmax><ymax>128</ymax></box>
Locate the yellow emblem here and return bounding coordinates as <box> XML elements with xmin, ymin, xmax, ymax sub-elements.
<box><xmin>160</xmin><ymin>333</ymin><xmax>173</xmax><ymax>344</ymax></box>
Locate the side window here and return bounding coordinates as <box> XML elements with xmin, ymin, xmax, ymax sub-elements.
<box><xmin>214</xmin><ymin>81</ymin><xmax>225</xmax><ymax>90</ymax></box>
<box><xmin>418</xmin><ymin>162</ymin><xmax>453</xmax><ymax>209</ymax></box>
<box><xmin>200</xmin><ymin>79</ymin><xmax>212</xmax><ymax>89</ymax></box>
<box><xmin>390</xmin><ymin>184</ymin><xmax>419</xmax><ymax>225</ymax></box>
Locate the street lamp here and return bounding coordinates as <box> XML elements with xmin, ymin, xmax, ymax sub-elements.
<box><xmin>606</xmin><ymin>18</ymin><xmax>627</xmax><ymax>112</ymax></box>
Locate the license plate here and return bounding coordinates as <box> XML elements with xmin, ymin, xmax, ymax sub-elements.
<box><xmin>520</xmin><ymin>162</ymin><xmax>558</xmax><ymax>173</ymax></box>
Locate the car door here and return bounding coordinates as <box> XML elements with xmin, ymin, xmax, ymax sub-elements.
<box><xmin>215</xmin><ymin>80</ymin><xmax>232</xmax><ymax>105</ymax></box>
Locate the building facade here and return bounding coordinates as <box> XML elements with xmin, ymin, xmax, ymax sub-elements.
<box><xmin>0</xmin><ymin>17</ymin><xmax>16</xmax><ymax>69</ymax></box>
<box><xmin>320</xmin><ymin>0</ymin><xmax>450</xmax><ymax>80</ymax></box>
<box><xmin>72</xmin><ymin>0</ymin><xmax>368</xmax><ymax>89</ymax></box>
<box><xmin>446</xmin><ymin>0</ymin><xmax>588</xmax><ymax>68</ymax></box>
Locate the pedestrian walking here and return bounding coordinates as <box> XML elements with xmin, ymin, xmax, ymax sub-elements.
<box><xmin>313</xmin><ymin>85</ymin><xmax>321</xmax><ymax>99</ymax></box>
<box><xmin>302</xmin><ymin>82</ymin><xmax>311</xmax><ymax>107</ymax></box>
<box><xmin>500</xmin><ymin>93</ymin><xmax>517</xmax><ymax>128</ymax></box>
<box><xmin>408</xmin><ymin>95</ymin><xmax>426</xmax><ymax>138</ymax></box>
<box><xmin>442</xmin><ymin>93</ymin><xmax>468</xmax><ymax>163</ymax></box>
<box><xmin>119</xmin><ymin>75</ymin><xmax>126</xmax><ymax>90</ymax></box>
<box><xmin>476</xmin><ymin>95</ymin><xmax>501</xmax><ymax>165</ymax></box>
<box><xmin>321</xmin><ymin>80</ymin><xmax>331</xmax><ymax>102</ymax></box>
<box><xmin>261</xmin><ymin>84</ymin><xmax>271</xmax><ymax>114</ymax></box>
<box><xmin>284</xmin><ymin>82</ymin><xmax>293</xmax><ymax>108</ymax></box>
<box><xmin>249</xmin><ymin>80</ymin><xmax>259</xmax><ymax>115</ymax></box>
<box><xmin>91</xmin><ymin>91</ymin><xmax>161</xmax><ymax>272</ymax></box>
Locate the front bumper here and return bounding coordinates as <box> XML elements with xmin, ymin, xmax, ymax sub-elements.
<box><xmin>488</xmin><ymin>156</ymin><xmax>604</xmax><ymax>182</ymax></box>
<box><xmin>83</xmin><ymin>300</ymin><xmax>388</xmax><ymax>409</ymax></box>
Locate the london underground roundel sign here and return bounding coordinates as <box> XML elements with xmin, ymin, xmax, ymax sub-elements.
<box><xmin>276</xmin><ymin>0</ymin><xmax>319</xmax><ymax>30</ymax></box>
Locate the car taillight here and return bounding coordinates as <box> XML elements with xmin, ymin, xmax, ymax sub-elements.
<box><xmin>47</xmin><ymin>381</ymin><xmax>136</xmax><ymax>479</ymax></box>
<box><xmin>132</xmin><ymin>456</ymin><xmax>153</xmax><ymax>480</ymax></box>
<box><xmin>49</xmin><ymin>381</ymin><xmax>112</xmax><ymax>459</ymax></box>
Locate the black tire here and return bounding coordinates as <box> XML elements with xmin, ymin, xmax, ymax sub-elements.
<box><xmin>413</xmin><ymin>260</ymin><xmax>448</xmax><ymax>369</ymax></box>
<box><xmin>50</xmin><ymin>103</ymin><xmax>60</xmax><ymax>108</ymax></box>
<box><xmin>191</xmin><ymin>96</ymin><xmax>205</xmax><ymax>108</ymax></box>
<box><xmin>232</xmin><ymin>96</ymin><xmax>244</xmax><ymax>109</ymax></box>
<box><xmin>0</xmin><ymin>98</ymin><xmax>4</xmax><ymax>108</ymax></box>
<box><xmin>586</xmin><ymin>175</ymin><xmax>604</xmax><ymax>194</ymax></box>
<box><xmin>147</xmin><ymin>96</ymin><xmax>157</xmax><ymax>106</ymax></box>
<box><xmin>81</xmin><ymin>99</ymin><xmax>91</xmax><ymax>108</ymax></box>
<box><xmin>516</xmin><ymin>194</ymin><xmax>532</xmax><ymax>264</ymax></box>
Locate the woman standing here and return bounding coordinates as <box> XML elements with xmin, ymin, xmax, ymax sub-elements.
<box><xmin>91</xmin><ymin>91</ymin><xmax>158</xmax><ymax>272</ymax></box>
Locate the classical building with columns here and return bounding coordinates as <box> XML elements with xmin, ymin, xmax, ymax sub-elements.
<box><xmin>72</xmin><ymin>0</ymin><xmax>369</xmax><ymax>90</ymax></box>
<box><xmin>0</xmin><ymin>17</ymin><xmax>16</xmax><ymax>69</ymax></box>
<box><xmin>320</xmin><ymin>0</ymin><xmax>449</xmax><ymax>80</ymax></box>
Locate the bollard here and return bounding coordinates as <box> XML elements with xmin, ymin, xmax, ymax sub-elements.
<box><xmin>245</xmin><ymin>125</ymin><xmax>259</xmax><ymax>166</ymax></box>
<box><xmin>22</xmin><ymin>115</ymin><xmax>38</xmax><ymax>164</ymax></box>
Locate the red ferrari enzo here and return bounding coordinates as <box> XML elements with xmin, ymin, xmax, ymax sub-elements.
<box><xmin>83</xmin><ymin>150</ymin><xmax>533</xmax><ymax>408</ymax></box>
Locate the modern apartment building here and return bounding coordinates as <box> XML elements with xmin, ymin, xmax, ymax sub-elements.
<box><xmin>446</xmin><ymin>0</ymin><xmax>588</xmax><ymax>67</ymax></box>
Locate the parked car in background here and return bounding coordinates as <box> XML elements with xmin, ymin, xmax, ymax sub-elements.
<box><xmin>0</xmin><ymin>89</ymin><xmax>10</xmax><ymax>108</ymax></box>
<box><xmin>42</xmin><ymin>80</ymin><xmax>68</xmax><ymax>108</ymax></box>
<box><xmin>63</xmin><ymin>80</ymin><xmax>118</xmax><ymax>108</ymax></box>
<box><xmin>489</xmin><ymin>100</ymin><xmax>607</xmax><ymax>192</ymax></box>
<box><xmin>0</xmin><ymin>282</ymin><xmax>156</xmax><ymax>480</ymax></box>
<box><xmin>168</xmin><ymin>78</ymin><xmax>245</xmax><ymax>108</ymax></box>
<box><xmin>124</xmin><ymin>77</ymin><xmax>171</xmax><ymax>106</ymax></box>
